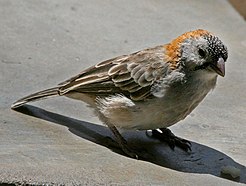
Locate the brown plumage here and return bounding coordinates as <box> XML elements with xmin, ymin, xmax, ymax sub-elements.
<box><xmin>12</xmin><ymin>29</ymin><xmax>228</xmax><ymax>158</ymax></box>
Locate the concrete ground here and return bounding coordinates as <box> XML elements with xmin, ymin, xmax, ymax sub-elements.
<box><xmin>1</xmin><ymin>0</ymin><xmax>246</xmax><ymax>185</ymax></box>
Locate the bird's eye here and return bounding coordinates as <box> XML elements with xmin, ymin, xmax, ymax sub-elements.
<box><xmin>198</xmin><ymin>48</ymin><xmax>206</xmax><ymax>58</ymax></box>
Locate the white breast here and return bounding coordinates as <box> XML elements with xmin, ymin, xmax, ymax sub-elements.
<box><xmin>96</xmin><ymin>71</ymin><xmax>218</xmax><ymax>130</ymax></box>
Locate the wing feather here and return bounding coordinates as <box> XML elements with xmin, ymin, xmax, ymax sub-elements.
<box><xmin>58</xmin><ymin>45</ymin><xmax>171</xmax><ymax>101</ymax></box>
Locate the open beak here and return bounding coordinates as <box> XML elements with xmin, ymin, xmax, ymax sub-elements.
<box><xmin>210</xmin><ymin>57</ymin><xmax>225</xmax><ymax>77</ymax></box>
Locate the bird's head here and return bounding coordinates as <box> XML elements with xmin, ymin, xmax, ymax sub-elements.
<box><xmin>165</xmin><ymin>29</ymin><xmax>228</xmax><ymax>77</ymax></box>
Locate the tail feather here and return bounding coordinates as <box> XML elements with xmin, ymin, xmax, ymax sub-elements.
<box><xmin>11</xmin><ymin>87</ymin><xmax>60</xmax><ymax>109</ymax></box>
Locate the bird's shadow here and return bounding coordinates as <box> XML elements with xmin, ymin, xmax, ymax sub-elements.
<box><xmin>14</xmin><ymin>105</ymin><xmax>246</xmax><ymax>183</ymax></box>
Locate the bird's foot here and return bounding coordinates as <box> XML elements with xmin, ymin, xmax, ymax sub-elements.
<box><xmin>102</xmin><ymin>136</ymin><xmax>139</xmax><ymax>159</ymax></box>
<box><xmin>120</xmin><ymin>143</ymin><xmax>139</xmax><ymax>159</ymax></box>
<box><xmin>149</xmin><ymin>128</ymin><xmax>192</xmax><ymax>152</ymax></box>
<box><xmin>107</xmin><ymin>125</ymin><xmax>139</xmax><ymax>159</ymax></box>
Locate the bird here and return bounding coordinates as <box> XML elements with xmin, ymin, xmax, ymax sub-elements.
<box><xmin>11</xmin><ymin>29</ymin><xmax>228</xmax><ymax>159</ymax></box>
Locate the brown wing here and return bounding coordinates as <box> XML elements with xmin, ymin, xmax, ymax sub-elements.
<box><xmin>58</xmin><ymin>45</ymin><xmax>171</xmax><ymax>101</ymax></box>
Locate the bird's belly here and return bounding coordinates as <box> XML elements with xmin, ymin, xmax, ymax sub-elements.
<box><xmin>120</xmin><ymin>99</ymin><xmax>197</xmax><ymax>130</ymax></box>
<box><xmin>89</xmin><ymin>75</ymin><xmax>215</xmax><ymax>130</ymax></box>
<box><xmin>114</xmin><ymin>87</ymin><xmax>209</xmax><ymax>130</ymax></box>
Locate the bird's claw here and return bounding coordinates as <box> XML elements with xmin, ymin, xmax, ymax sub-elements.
<box><xmin>122</xmin><ymin>146</ymin><xmax>139</xmax><ymax>159</ymax></box>
<box><xmin>150</xmin><ymin>128</ymin><xmax>192</xmax><ymax>152</ymax></box>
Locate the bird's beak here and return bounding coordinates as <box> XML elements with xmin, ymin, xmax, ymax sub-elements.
<box><xmin>210</xmin><ymin>57</ymin><xmax>225</xmax><ymax>77</ymax></box>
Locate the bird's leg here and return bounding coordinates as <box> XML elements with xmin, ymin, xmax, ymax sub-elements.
<box><xmin>107</xmin><ymin>125</ymin><xmax>138</xmax><ymax>159</ymax></box>
<box><xmin>150</xmin><ymin>128</ymin><xmax>191</xmax><ymax>152</ymax></box>
<box><xmin>97</xmin><ymin>111</ymin><xmax>139</xmax><ymax>159</ymax></box>
<box><xmin>98</xmin><ymin>112</ymin><xmax>138</xmax><ymax>159</ymax></box>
